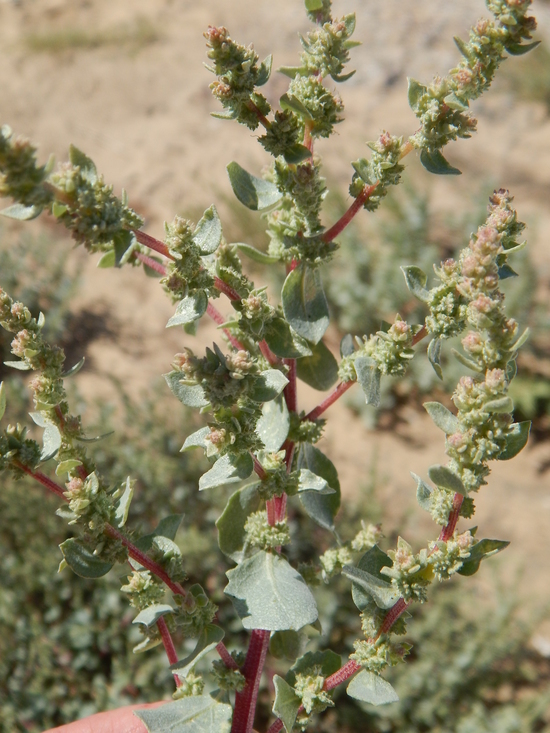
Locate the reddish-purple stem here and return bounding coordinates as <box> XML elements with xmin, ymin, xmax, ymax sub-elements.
<box><xmin>245</xmin><ymin>100</ymin><xmax>271</xmax><ymax>129</ymax></box>
<box><xmin>266</xmin><ymin>499</ymin><xmax>277</xmax><ymax>527</ymax></box>
<box><xmin>252</xmin><ymin>454</ymin><xmax>267</xmax><ymax>481</ymax></box>
<box><xmin>259</xmin><ymin>339</ymin><xmax>279</xmax><ymax>366</ymax></box>
<box><xmin>231</xmin><ymin>629</ymin><xmax>270</xmax><ymax>733</ymax></box>
<box><xmin>135</xmin><ymin>251</ymin><xmax>167</xmax><ymax>275</ymax></box>
<box><xmin>206</xmin><ymin>302</ymin><xmax>246</xmax><ymax>351</ymax></box>
<box><xmin>378</xmin><ymin>597</ymin><xmax>410</xmax><ymax>637</ymax></box>
<box><xmin>266</xmin><ymin>719</ymin><xmax>285</xmax><ymax>733</ymax></box>
<box><xmin>324</xmin><ymin>659</ymin><xmax>362</xmax><ymax>691</ymax></box>
<box><xmin>283</xmin><ymin>359</ymin><xmax>297</xmax><ymax>414</ymax></box>
<box><xmin>412</xmin><ymin>324</ymin><xmax>428</xmax><ymax>347</ymax></box>
<box><xmin>305</xmin><ymin>380</ymin><xmax>354</xmax><ymax>422</ymax></box>
<box><xmin>131</xmin><ymin>227</ymin><xmax>173</xmax><ymax>259</ymax></box>
<box><xmin>438</xmin><ymin>493</ymin><xmax>464</xmax><ymax>542</ymax></box>
<box><xmin>157</xmin><ymin>615</ymin><xmax>182</xmax><ymax>686</ymax></box>
<box><xmin>214</xmin><ymin>277</ymin><xmax>241</xmax><ymax>302</ymax></box>
<box><xmin>216</xmin><ymin>642</ymin><xmax>239</xmax><ymax>671</ymax></box>
<box><xmin>322</xmin><ymin>183</ymin><xmax>379</xmax><ymax>243</ymax></box>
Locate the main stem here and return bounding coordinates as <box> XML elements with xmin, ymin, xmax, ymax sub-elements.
<box><xmin>231</xmin><ymin>629</ymin><xmax>270</xmax><ymax>733</ymax></box>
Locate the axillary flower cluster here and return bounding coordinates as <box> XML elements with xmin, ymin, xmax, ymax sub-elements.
<box><xmin>0</xmin><ymin>0</ymin><xmax>539</xmax><ymax>731</ymax></box>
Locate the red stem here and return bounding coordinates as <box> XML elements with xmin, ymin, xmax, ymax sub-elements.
<box><xmin>266</xmin><ymin>499</ymin><xmax>277</xmax><ymax>527</ymax></box>
<box><xmin>216</xmin><ymin>641</ymin><xmax>239</xmax><ymax>670</ymax></box>
<box><xmin>322</xmin><ymin>183</ymin><xmax>379</xmax><ymax>243</ymax></box>
<box><xmin>131</xmin><ymin>228</ymin><xmax>173</xmax><ymax>259</ymax></box>
<box><xmin>206</xmin><ymin>302</ymin><xmax>246</xmax><ymax>351</ymax></box>
<box><xmin>377</xmin><ymin>597</ymin><xmax>410</xmax><ymax>637</ymax></box>
<box><xmin>157</xmin><ymin>615</ymin><xmax>182</xmax><ymax>686</ymax></box>
<box><xmin>324</xmin><ymin>659</ymin><xmax>362</xmax><ymax>691</ymax></box>
<box><xmin>135</xmin><ymin>251</ymin><xmax>167</xmax><ymax>276</ymax></box>
<box><xmin>259</xmin><ymin>339</ymin><xmax>279</xmax><ymax>366</ymax></box>
<box><xmin>438</xmin><ymin>493</ymin><xmax>464</xmax><ymax>542</ymax></box>
<box><xmin>411</xmin><ymin>324</ymin><xmax>428</xmax><ymax>347</ymax></box>
<box><xmin>305</xmin><ymin>380</ymin><xmax>354</xmax><ymax>421</ymax></box>
<box><xmin>245</xmin><ymin>100</ymin><xmax>271</xmax><ymax>130</ymax></box>
<box><xmin>231</xmin><ymin>629</ymin><xmax>270</xmax><ymax>733</ymax></box>
<box><xmin>252</xmin><ymin>454</ymin><xmax>267</xmax><ymax>481</ymax></box>
<box><xmin>283</xmin><ymin>359</ymin><xmax>297</xmax><ymax>414</ymax></box>
<box><xmin>214</xmin><ymin>277</ymin><xmax>241</xmax><ymax>302</ymax></box>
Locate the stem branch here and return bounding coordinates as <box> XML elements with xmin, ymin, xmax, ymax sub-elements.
<box><xmin>305</xmin><ymin>380</ymin><xmax>355</xmax><ymax>421</ymax></box>
<box><xmin>322</xmin><ymin>183</ymin><xmax>378</xmax><ymax>243</ymax></box>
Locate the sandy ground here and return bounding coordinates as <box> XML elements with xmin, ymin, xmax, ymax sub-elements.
<box><xmin>1</xmin><ymin>0</ymin><xmax>550</xmax><ymax>628</ymax></box>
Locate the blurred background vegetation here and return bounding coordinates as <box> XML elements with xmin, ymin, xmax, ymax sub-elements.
<box><xmin>1</xmin><ymin>166</ymin><xmax>549</xmax><ymax>732</ymax></box>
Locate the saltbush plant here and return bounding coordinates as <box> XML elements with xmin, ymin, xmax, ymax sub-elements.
<box><xmin>0</xmin><ymin>1</ymin><xmax>541</xmax><ymax>731</ymax></box>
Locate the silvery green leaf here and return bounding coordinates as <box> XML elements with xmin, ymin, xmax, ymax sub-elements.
<box><xmin>62</xmin><ymin>356</ymin><xmax>85</xmax><ymax>378</ymax></box>
<box><xmin>256</xmin><ymin>54</ymin><xmax>273</xmax><ymax>86</ymax></box>
<box><xmin>282</xmin><ymin>265</ymin><xmax>329</xmax><ymax>345</ymax></box>
<box><xmin>164</xmin><ymin>372</ymin><xmax>209</xmax><ymax>408</ymax></box>
<box><xmin>407</xmin><ymin>78</ymin><xmax>427</xmax><ymax>112</ymax></box>
<box><xmin>498</xmin><ymin>263</ymin><xmax>518</xmax><ymax>279</ymax></box>
<box><xmin>235</xmin><ymin>243</ymin><xmax>279</xmax><ymax>264</ymax></box>
<box><xmin>423</xmin><ymin>401</ymin><xmax>459</xmax><ymax>434</ymax></box>
<box><xmin>114</xmin><ymin>476</ymin><xmax>133</xmax><ymax>528</ymax></box>
<box><xmin>264</xmin><ymin>318</ymin><xmax>312</xmax><ymax>358</ymax></box>
<box><xmin>344</xmin><ymin>563</ymin><xmax>400</xmax><ymax>610</ymax></box>
<box><xmin>170</xmin><ymin>625</ymin><xmax>225</xmax><ymax>678</ymax></box>
<box><xmin>97</xmin><ymin>250</ymin><xmax>115</xmax><ymax>268</ymax></box>
<box><xmin>167</xmin><ymin>292</ymin><xmax>208</xmax><ymax>328</ymax></box>
<box><xmin>113</xmin><ymin>229</ymin><xmax>137</xmax><ymax>266</ymax></box>
<box><xmin>211</xmin><ymin>109</ymin><xmax>237</xmax><ymax>120</ymax></box>
<box><xmin>59</xmin><ymin>539</ymin><xmax>113</xmax><ymax>579</ymax></box>
<box><xmin>227</xmin><ymin>162</ymin><xmax>283</xmax><ymax>211</ymax></box>
<box><xmin>296</xmin><ymin>340</ymin><xmax>338</xmax><ymax>391</ymax></box>
<box><xmin>340</xmin><ymin>333</ymin><xmax>355</xmax><ymax>357</ymax></box>
<box><xmin>510</xmin><ymin>328</ymin><xmax>530</xmax><ymax>352</ymax></box>
<box><xmin>0</xmin><ymin>203</ymin><xmax>43</xmax><ymax>220</ymax></box>
<box><xmin>193</xmin><ymin>205</ymin><xmax>222</xmax><ymax>255</ymax></box>
<box><xmin>278</xmin><ymin>65</ymin><xmax>308</xmax><ymax>79</ymax></box>
<box><xmin>216</xmin><ymin>483</ymin><xmax>262</xmax><ymax>562</ymax></box>
<box><xmin>270</xmin><ymin>630</ymin><xmax>309</xmax><ymax>661</ymax></box>
<box><xmin>55</xmin><ymin>459</ymin><xmax>83</xmax><ymax>476</ymax></box>
<box><xmin>498</xmin><ymin>421</ymin><xmax>530</xmax><ymax>460</ymax></box>
<box><xmin>199</xmin><ymin>453</ymin><xmax>254</xmax><ymax>491</ymax></box>
<box><xmin>181</xmin><ymin>427</ymin><xmax>210</xmax><ymax>453</ymax></box>
<box><xmin>428</xmin><ymin>464</ymin><xmax>467</xmax><ymax>495</ymax></box>
<box><xmin>133</xmin><ymin>603</ymin><xmax>175</xmax><ymax>628</ymax></box>
<box><xmin>411</xmin><ymin>472</ymin><xmax>432</xmax><ymax>511</ymax></box>
<box><xmin>443</xmin><ymin>92</ymin><xmax>468</xmax><ymax>111</ymax></box>
<box><xmin>457</xmin><ymin>538</ymin><xmax>509</xmax><ymax>576</ymax></box>
<box><xmin>347</xmin><ymin>670</ymin><xmax>399</xmax><ymax>706</ymax></box>
<box><xmin>225</xmin><ymin>550</ymin><xmax>318</xmax><ymax>631</ymax></box>
<box><xmin>297</xmin><ymin>444</ymin><xmax>341</xmax><ymax>532</ymax></box>
<box><xmin>451</xmin><ymin>348</ymin><xmax>483</xmax><ymax>373</ymax></box>
<box><xmin>4</xmin><ymin>360</ymin><xmax>31</xmax><ymax>370</ymax></box>
<box><xmin>505</xmin><ymin>40</ymin><xmax>541</xmax><ymax>55</ymax></box>
<box><xmin>249</xmin><ymin>369</ymin><xmax>289</xmax><ymax>403</ymax></box>
<box><xmin>420</xmin><ymin>148</ymin><xmax>461</xmax><ymax>176</ymax></box>
<box><xmin>69</xmin><ymin>144</ymin><xmax>98</xmax><ymax>183</ymax></box>
<box><xmin>256</xmin><ymin>395</ymin><xmax>289</xmax><ymax>452</ymax></box>
<box><xmin>134</xmin><ymin>694</ymin><xmax>232</xmax><ymax>733</ymax></box>
<box><xmin>41</xmin><ymin>423</ymin><xmax>62</xmax><ymax>461</ymax></box>
<box><xmin>135</xmin><ymin>514</ymin><xmax>185</xmax><ymax>553</ymax></box>
<box><xmin>483</xmin><ymin>396</ymin><xmax>514</xmax><ymax>414</ymax></box>
<box><xmin>454</xmin><ymin>35</ymin><xmax>473</xmax><ymax>59</ymax></box>
<box><xmin>401</xmin><ymin>265</ymin><xmax>430</xmax><ymax>303</ymax></box>
<box><xmin>283</xmin><ymin>144</ymin><xmax>312</xmax><ymax>165</ymax></box>
<box><xmin>297</xmin><ymin>469</ymin><xmax>334</xmax><ymax>495</ymax></box>
<box><xmin>272</xmin><ymin>676</ymin><xmax>301</xmax><ymax>733</ymax></box>
<box><xmin>427</xmin><ymin>337</ymin><xmax>443</xmax><ymax>380</ymax></box>
<box><xmin>354</xmin><ymin>355</ymin><xmax>381</xmax><ymax>407</ymax></box>
<box><xmin>280</xmin><ymin>93</ymin><xmax>312</xmax><ymax>118</ymax></box>
<box><xmin>287</xmin><ymin>650</ymin><xmax>341</xmax><ymax>686</ymax></box>
<box><xmin>133</xmin><ymin>635</ymin><xmax>163</xmax><ymax>654</ymax></box>
<box><xmin>0</xmin><ymin>382</ymin><xmax>5</xmax><ymax>421</ymax></box>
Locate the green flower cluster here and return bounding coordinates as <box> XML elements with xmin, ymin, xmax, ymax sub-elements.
<box><xmin>121</xmin><ymin>569</ymin><xmax>165</xmax><ymax>611</ymax></box>
<box><xmin>350</xmin><ymin>316</ymin><xmax>416</xmax><ymax>378</ymax></box>
<box><xmin>204</xmin><ymin>26</ymin><xmax>271</xmax><ymax>130</ymax></box>
<box><xmin>349</xmin><ymin>132</ymin><xmax>405</xmax><ymax>212</ymax></box>
<box><xmin>409</xmin><ymin>0</ymin><xmax>537</xmax><ymax>155</ymax></box>
<box><xmin>162</xmin><ymin>216</ymin><xmax>215</xmax><ymax>300</ymax></box>
<box><xmin>296</xmin><ymin>14</ymin><xmax>357</xmax><ymax>81</ymax></box>
<box><xmin>429</xmin><ymin>530</ymin><xmax>475</xmax><ymax>581</ymax></box>
<box><xmin>172</xmin><ymin>584</ymin><xmax>218</xmax><ymax>638</ymax></box>
<box><xmin>320</xmin><ymin>523</ymin><xmax>381</xmax><ymax>580</ymax></box>
<box><xmin>0</xmin><ymin>125</ymin><xmax>53</xmax><ymax>209</ymax></box>
<box><xmin>244</xmin><ymin>510</ymin><xmax>290</xmax><ymax>550</ymax></box>
<box><xmin>273</xmin><ymin>158</ymin><xmax>327</xmax><ymax>236</ymax></box>
<box><xmin>380</xmin><ymin>537</ymin><xmax>433</xmax><ymax>603</ymax></box>
<box><xmin>212</xmin><ymin>660</ymin><xmax>246</xmax><ymax>692</ymax></box>
<box><xmin>305</xmin><ymin>0</ymin><xmax>333</xmax><ymax>25</ymax></box>
<box><xmin>172</xmin><ymin>672</ymin><xmax>205</xmax><ymax>700</ymax></box>
<box><xmin>351</xmin><ymin>637</ymin><xmax>410</xmax><ymax>675</ymax></box>
<box><xmin>294</xmin><ymin>667</ymin><xmax>334</xmax><ymax>718</ymax></box>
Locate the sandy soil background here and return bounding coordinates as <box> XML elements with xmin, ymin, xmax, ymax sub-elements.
<box><xmin>1</xmin><ymin>0</ymin><xmax>550</xmax><ymax>634</ymax></box>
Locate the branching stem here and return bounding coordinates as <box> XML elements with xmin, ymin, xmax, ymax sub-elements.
<box><xmin>305</xmin><ymin>380</ymin><xmax>355</xmax><ymax>421</ymax></box>
<box><xmin>157</xmin><ymin>615</ymin><xmax>182</xmax><ymax>686</ymax></box>
<box><xmin>322</xmin><ymin>183</ymin><xmax>379</xmax><ymax>243</ymax></box>
<box><xmin>231</xmin><ymin>629</ymin><xmax>270</xmax><ymax>733</ymax></box>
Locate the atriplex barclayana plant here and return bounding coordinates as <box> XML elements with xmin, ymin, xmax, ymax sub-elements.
<box><xmin>0</xmin><ymin>1</ymin><xmax>539</xmax><ymax>732</ymax></box>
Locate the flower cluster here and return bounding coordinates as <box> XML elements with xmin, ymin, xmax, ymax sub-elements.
<box><xmin>429</xmin><ymin>530</ymin><xmax>475</xmax><ymax>581</ymax></box>
<box><xmin>380</xmin><ymin>537</ymin><xmax>433</xmax><ymax>603</ymax></box>
<box><xmin>294</xmin><ymin>667</ymin><xmax>334</xmax><ymax>718</ymax></box>
<box><xmin>294</xmin><ymin>13</ymin><xmax>356</xmax><ymax>82</ymax></box>
<box><xmin>172</xmin><ymin>672</ymin><xmax>205</xmax><ymax>700</ymax></box>
<box><xmin>244</xmin><ymin>510</ymin><xmax>290</xmax><ymax>550</ymax></box>
<box><xmin>172</xmin><ymin>584</ymin><xmax>218</xmax><ymax>638</ymax></box>
<box><xmin>212</xmin><ymin>660</ymin><xmax>246</xmax><ymax>692</ymax></box>
<box><xmin>349</xmin><ymin>132</ymin><xmax>405</xmax><ymax>211</ymax></box>
<box><xmin>0</xmin><ymin>125</ymin><xmax>53</xmax><ymax>209</ymax></box>
<box><xmin>121</xmin><ymin>570</ymin><xmax>165</xmax><ymax>611</ymax></box>
<box><xmin>351</xmin><ymin>316</ymin><xmax>415</xmax><ymax>378</ymax></box>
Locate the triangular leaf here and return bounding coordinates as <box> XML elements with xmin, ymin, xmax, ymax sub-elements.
<box><xmin>216</xmin><ymin>483</ymin><xmax>262</xmax><ymax>562</ymax></box>
<box><xmin>0</xmin><ymin>203</ymin><xmax>43</xmax><ymax>220</ymax></box>
<box><xmin>420</xmin><ymin>148</ymin><xmax>461</xmax><ymax>176</ymax></box>
<box><xmin>423</xmin><ymin>401</ymin><xmax>459</xmax><ymax>434</ymax></box>
<box><xmin>498</xmin><ymin>421</ymin><xmax>530</xmax><ymax>460</ymax></box>
<box><xmin>296</xmin><ymin>340</ymin><xmax>338</xmax><ymax>391</ymax></box>
<box><xmin>345</xmin><ymin>553</ymin><xmax>399</xmax><ymax>610</ymax></box>
<box><xmin>401</xmin><ymin>265</ymin><xmax>430</xmax><ymax>302</ymax></box>
<box><xmin>164</xmin><ymin>371</ymin><xmax>209</xmax><ymax>408</ymax></box>
<box><xmin>249</xmin><ymin>369</ymin><xmax>289</xmax><ymax>403</ymax></box>
<box><xmin>280</xmin><ymin>93</ymin><xmax>312</xmax><ymax>118</ymax></box>
<box><xmin>297</xmin><ymin>444</ymin><xmax>340</xmax><ymax>532</ymax></box>
<box><xmin>181</xmin><ymin>427</ymin><xmax>211</xmax><ymax>453</ymax></box>
<box><xmin>256</xmin><ymin>395</ymin><xmax>290</xmax><ymax>452</ymax></box>
<box><xmin>256</xmin><ymin>54</ymin><xmax>273</xmax><ymax>86</ymax></box>
<box><xmin>134</xmin><ymin>695</ymin><xmax>232</xmax><ymax>733</ymax></box>
<box><xmin>199</xmin><ymin>453</ymin><xmax>254</xmax><ymax>491</ymax></box>
<box><xmin>427</xmin><ymin>337</ymin><xmax>443</xmax><ymax>380</ymax></box>
<box><xmin>264</xmin><ymin>318</ymin><xmax>312</xmax><ymax>358</ymax></box>
<box><xmin>457</xmin><ymin>538</ymin><xmax>509</xmax><ymax>576</ymax></box>
<box><xmin>193</xmin><ymin>205</ymin><xmax>222</xmax><ymax>255</ymax></box>
<box><xmin>69</xmin><ymin>144</ymin><xmax>98</xmax><ymax>183</ymax></box>
<box><xmin>133</xmin><ymin>604</ymin><xmax>175</xmax><ymax>628</ymax></box>
<box><xmin>135</xmin><ymin>514</ymin><xmax>185</xmax><ymax>553</ymax></box>
<box><xmin>235</xmin><ymin>243</ymin><xmax>279</xmax><ymax>264</ymax></box>
<box><xmin>59</xmin><ymin>539</ymin><xmax>113</xmax><ymax>579</ymax></box>
<box><xmin>354</xmin><ymin>356</ymin><xmax>381</xmax><ymax>407</ymax></box>
<box><xmin>282</xmin><ymin>265</ymin><xmax>329</xmax><ymax>345</ymax></box>
<box><xmin>272</xmin><ymin>676</ymin><xmax>301</xmax><ymax>733</ymax></box>
<box><xmin>411</xmin><ymin>472</ymin><xmax>432</xmax><ymax>512</ymax></box>
<box><xmin>407</xmin><ymin>78</ymin><xmax>427</xmax><ymax>112</ymax></box>
<box><xmin>114</xmin><ymin>476</ymin><xmax>134</xmax><ymax>528</ymax></box>
<box><xmin>428</xmin><ymin>464</ymin><xmax>467</xmax><ymax>495</ymax></box>
<box><xmin>283</xmin><ymin>143</ymin><xmax>312</xmax><ymax>165</ymax></box>
<box><xmin>287</xmin><ymin>650</ymin><xmax>341</xmax><ymax>686</ymax></box>
<box><xmin>167</xmin><ymin>292</ymin><xmax>209</xmax><ymax>328</ymax></box>
<box><xmin>347</xmin><ymin>670</ymin><xmax>399</xmax><ymax>706</ymax></box>
<box><xmin>505</xmin><ymin>40</ymin><xmax>540</xmax><ymax>56</ymax></box>
<box><xmin>227</xmin><ymin>162</ymin><xmax>283</xmax><ymax>211</ymax></box>
<box><xmin>41</xmin><ymin>423</ymin><xmax>62</xmax><ymax>462</ymax></box>
<box><xmin>297</xmin><ymin>468</ymin><xmax>334</xmax><ymax>495</ymax></box>
<box><xmin>225</xmin><ymin>550</ymin><xmax>318</xmax><ymax>631</ymax></box>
